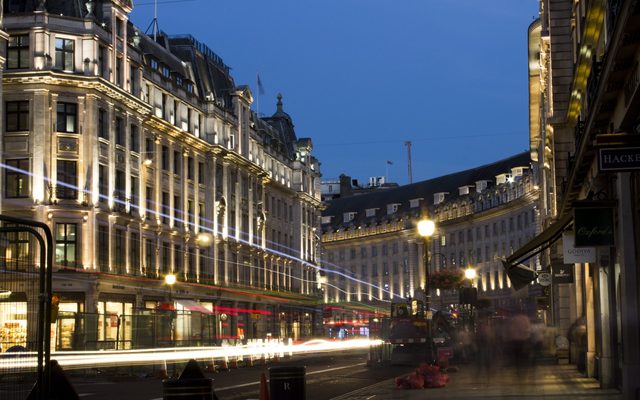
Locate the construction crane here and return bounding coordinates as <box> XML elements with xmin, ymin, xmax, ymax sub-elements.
<box><xmin>405</xmin><ymin>141</ymin><xmax>413</xmax><ymax>184</ymax></box>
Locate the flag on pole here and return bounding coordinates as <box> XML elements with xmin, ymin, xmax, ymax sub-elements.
<box><xmin>257</xmin><ymin>74</ymin><xmax>265</xmax><ymax>95</ymax></box>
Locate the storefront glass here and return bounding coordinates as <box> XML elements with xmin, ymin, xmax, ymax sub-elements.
<box><xmin>0</xmin><ymin>301</ymin><xmax>27</xmax><ymax>352</ymax></box>
<box><xmin>97</xmin><ymin>301</ymin><xmax>133</xmax><ymax>349</ymax></box>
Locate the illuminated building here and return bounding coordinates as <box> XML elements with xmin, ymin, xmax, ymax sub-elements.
<box><xmin>320</xmin><ymin>153</ymin><xmax>538</xmax><ymax>334</ymax></box>
<box><xmin>520</xmin><ymin>0</ymin><xmax>640</xmax><ymax>395</ymax></box>
<box><xmin>0</xmin><ymin>1</ymin><xmax>322</xmax><ymax>350</ymax></box>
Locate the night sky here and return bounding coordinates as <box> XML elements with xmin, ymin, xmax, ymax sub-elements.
<box><xmin>130</xmin><ymin>0</ymin><xmax>539</xmax><ymax>185</ymax></box>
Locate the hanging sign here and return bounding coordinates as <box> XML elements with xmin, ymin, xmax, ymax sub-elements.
<box><xmin>573</xmin><ymin>203</ymin><xmax>615</xmax><ymax>247</ymax></box>
<box><xmin>598</xmin><ymin>147</ymin><xmax>640</xmax><ymax>172</ymax></box>
<box><xmin>562</xmin><ymin>232</ymin><xmax>596</xmax><ymax>263</ymax></box>
<box><xmin>552</xmin><ymin>263</ymin><xmax>574</xmax><ymax>284</ymax></box>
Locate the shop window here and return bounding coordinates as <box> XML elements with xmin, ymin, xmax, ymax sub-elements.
<box><xmin>54</xmin><ymin>38</ymin><xmax>74</xmax><ymax>71</ymax></box>
<box><xmin>0</xmin><ymin>301</ymin><xmax>27</xmax><ymax>351</ymax></box>
<box><xmin>56</xmin><ymin>102</ymin><xmax>77</xmax><ymax>133</ymax></box>
<box><xmin>6</xmin><ymin>101</ymin><xmax>29</xmax><ymax>132</ymax></box>
<box><xmin>5</xmin><ymin>159</ymin><xmax>29</xmax><ymax>198</ymax></box>
<box><xmin>55</xmin><ymin>223</ymin><xmax>78</xmax><ymax>267</ymax></box>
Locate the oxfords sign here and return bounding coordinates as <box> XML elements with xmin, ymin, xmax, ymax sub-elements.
<box><xmin>573</xmin><ymin>203</ymin><xmax>615</xmax><ymax>247</ymax></box>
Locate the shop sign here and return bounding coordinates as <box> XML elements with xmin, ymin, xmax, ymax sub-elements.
<box><xmin>562</xmin><ymin>232</ymin><xmax>596</xmax><ymax>263</ymax></box>
<box><xmin>537</xmin><ymin>273</ymin><xmax>552</xmax><ymax>286</ymax></box>
<box><xmin>574</xmin><ymin>206</ymin><xmax>614</xmax><ymax>247</ymax></box>
<box><xmin>552</xmin><ymin>263</ymin><xmax>574</xmax><ymax>284</ymax></box>
<box><xmin>599</xmin><ymin>147</ymin><xmax>640</xmax><ymax>172</ymax></box>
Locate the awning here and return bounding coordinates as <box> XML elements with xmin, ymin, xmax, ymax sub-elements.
<box><xmin>506</xmin><ymin>213</ymin><xmax>573</xmax><ymax>266</ymax></box>
<box><xmin>175</xmin><ymin>300</ymin><xmax>213</xmax><ymax>314</ymax></box>
<box><xmin>502</xmin><ymin>213</ymin><xmax>573</xmax><ymax>290</ymax></box>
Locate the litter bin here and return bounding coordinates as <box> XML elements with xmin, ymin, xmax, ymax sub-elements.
<box><xmin>163</xmin><ymin>359</ymin><xmax>219</xmax><ymax>400</ymax></box>
<box><xmin>269</xmin><ymin>366</ymin><xmax>306</xmax><ymax>400</ymax></box>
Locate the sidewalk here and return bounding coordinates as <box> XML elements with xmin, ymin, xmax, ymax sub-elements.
<box><xmin>331</xmin><ymin>363</ymin><xmax>623</xmax><ymax>400</ymax></box>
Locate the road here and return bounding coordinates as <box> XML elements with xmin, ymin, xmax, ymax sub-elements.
<box><xmin>68</xmin><ymin>349</ymin><xmax>412</xmax><ymax>400</ymax></box>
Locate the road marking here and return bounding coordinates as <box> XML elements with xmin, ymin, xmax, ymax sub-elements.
<box><xmin>215</xmin><ymin>362</ymin><xmax>365</xmax><ymax>392</ymax></box>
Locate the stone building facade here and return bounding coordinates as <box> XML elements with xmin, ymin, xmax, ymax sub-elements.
<box><xmin>524</xmin><ymin>0</ymin><xmax>640</xmax><ymax>396</ymax></box>
<box><xmin>0</xmin><ymin>0</ymin><xmax>322</xmax><ymax>350</ymax></box>
<box><xmin>321</xmin><ymin>153</ymin><xmax>540</xmax><ymax>334</ymax></box>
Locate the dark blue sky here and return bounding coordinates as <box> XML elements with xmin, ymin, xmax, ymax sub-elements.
<box><xmin>130</xmin><ymin>0</ymin><xmax>539</xmax><ymax>185</ymax></box>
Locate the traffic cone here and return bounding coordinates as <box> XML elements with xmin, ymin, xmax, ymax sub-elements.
<box><xmin>259</xmin><ymin>372</ymin><xmax>269</xmax><ymax>400</ymax></box>
<box><xmin>158</xmin><ymin>360</ymin><xmax>168</xmax><ymax>379</ymax></box>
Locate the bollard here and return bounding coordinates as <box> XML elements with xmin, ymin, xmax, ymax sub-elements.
<box><xmin>163</xmin><ymin>359</ymin><xmax>219</xmax><ymax>400</ymax></box>
<box><xmin>268</xmin><ymin>366</ymin><xmax>305</xmax><ymax>400</ymax></box>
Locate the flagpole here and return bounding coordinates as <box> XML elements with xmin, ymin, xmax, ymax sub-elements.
<box><xmin>256</xmin><ymin>74</ymin><xmax>260</xmax><ymax>117</ymax></box>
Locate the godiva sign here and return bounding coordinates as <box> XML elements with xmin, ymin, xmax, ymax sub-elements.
<box><xmin>573</xmin><ymin>202</ymin><xmax>615</xmax><ymax>247</ymax></box>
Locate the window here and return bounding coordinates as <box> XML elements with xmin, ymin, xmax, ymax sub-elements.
<box><xmin>198</xmin><ymin>203</ymin><xmax>205</xmax><ymax>228</ymax></box>
<box><xmin>130</xmin><ymin>125</ymin><xmax>139</xmax><ymax>152</ymax></box>
<box><xmin>130</xmin><ymin>65</ymin><xmax>138</xmax><ymax>95</ymax></box>
<box><xmin>150</xmin><ymin>59</ymin><xmax>158</xmax><ymax>70</ymax></box>
<box><xmin>5</xmin><ymin>159</ymin><xmax>29</xmax><ymax>198</ymax></box>
<box><xmin>198</xmin><ymin>162</ymin><xmax>204</xmax><ymax>184</ymax></box>
<box><xmin>361</xmin><ymin>264</ymin><xmax>368</xmax><ymax>277</ymax></box>
<box><xmin>4</xmin><ymin>231</ymin><xmax>30</xmax><ymax>270</ymax></box>
<box><xmin>175</xmin><ymin>244</ymin><xmax>183</xmax><ymax>275</ymax></box>
<box><xmin>361</xmin><ymin>247</ymin><xmax>367</xmax><ymax>257</ymax></box>
<box><xmin>114</xmin><ymin>170</ymin><xmax>125</xmax><ymax>202</ymax></box>
<box><xmin>114</xmin><ymin>228</ymin><xmax>125</xmax><ymax>274</ymax></box>
<box><xmin>187</xmin><ymin>200</ymin><xmax>194</xmax><ymax>226</ymax></box>
<box><xmin>173</xmin><ymin>102</ymin><xmax>178</xmax><ymax>126</ymax></box>
<box><xmin>131</xmin><ymin>232</ymin><xmax>140</xmax><ymax>275</ymax></box>
<box><xmin>56</xmin><ymin>223</ymin><xmax>78</xmax><ymax>267</ymax></box>
<box><xmin>161</xmin><ymin>65</ymin><xmax>170</xmax><ymax>78</ymax></box>
<box><xmin>56</xmin><ymin>160</ymin><xmax>77</xmax><ymax>199</ymax></box>
<box><xmin>145</xmin><ymin>238</ymin><xmax>155</xmax><ymax>277</ymax></box>
<box><xmin>97</xmin><ymin>224</ymin><xmax>109</xmax><ymax>272</ymax></box>
<box><xmin>187</xmin><ymin>157</ymin><xmax>194</xmax><ymax>180</ymax></box>
<box><xmin>372</xmin><ymin>264</ymin><xmax>378</xmax><ymax>277</ymax></box>
<box><xmin>186</xmin><ymin>82</ymin><xmax>194</xmax><ymax>93</ymax></box>
<box><xmin>161</xmin><ymin>192</ymin><xmax>169</xmax><ymax>224</ymax></box>
<box><xmin>173</xmin><ymin>151</ymin><xmax>181</xmax><ymax>175</ymax></box>
<box><xmin>98</xmin><ymin>108</ymin><xmax>108</xmax><ymax>139</ymax></box>
<box><xmin>55</xmin><ymin>38</ymin><xmax>74</xmax><ymax>71</ymax></box>
<box><xmin>7</xmin><ymin>35</ymin><xmax>29</xmax><ymax>69</ymax></box>
<box><xmin>116</xmin><ymin>18</ymin><xmax>124</xmax><ymax>37</ymax></box>
<box><xmin>56</xmin><ymin>103</ymin><xmax>77</xmax><ymax>133</ymax></box>
<box><xmin>371</xmin><ymin>245</ymin><xmax>377</xmax><ymax>257</ymax></box>
<box><xmin>350</xmin><ymin>248</ymin><xmax>356</xmax><ymax>260</ymax></box>
<box><xmin>130</xmin><ymin>177</ymin><xmax>139</xmax><ymax>208</ymax></box>
<box><xmin>116</xmin><ymin>57</ymin><xmax>123</xmax><ymax>86</ymax></box>
<box><xmin>161</xmin><ymin>146</ymin><xmax>169</xmax><ymax>170</ymax></box>
<box><xmin>98</xmin><ymin>165</ymin><xmax>108</xmax><ymax>202</ymax></box>
<box><xmin>6</xmin><ymin>101</ymin><xmax>29</xmax><ymax>131</ymax></box>
<box><xmin>115</xmin><ymin>117</ymin><xmax>125</xmax><ymax>145</ymax></box>
<box><xmin>98</xmin><ymin>45</ymin><xmax>107</xmax><ymax>78</ymax></box>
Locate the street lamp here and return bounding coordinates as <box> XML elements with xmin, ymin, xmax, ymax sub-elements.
<box><xmin>463</xmin><ymin>266</ymin><xmax>477</xmax><ymax>329</ymax></box>
<box><xmin>165</xmin><ymin>273</ymin><xmax>176</xmax><ymax>301</ymax></box>
<box><xmin>464</xmin><ymin>266</ymin><xmax>477</xmax><ymax>282</ymax></box>
<box><xmin>417</xmin><ymin>217</ymin><xmax>435</xmax><ymax>363</ymax></box>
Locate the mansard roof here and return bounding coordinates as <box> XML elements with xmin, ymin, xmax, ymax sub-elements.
<box><xmin>322</xmin><ymin>151</ymin><xmax>531</xmax><ymax>229</ymax></box>
<box><xmin>262</xmin><ymin>93</ymin><xmax>297</xmax><ymax>160</ymax></box>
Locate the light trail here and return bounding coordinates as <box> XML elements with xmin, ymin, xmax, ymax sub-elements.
<box><xmin>0</xmin><ymin>338</ymin><xmax>381</xmax><ymax>372</ymax></box>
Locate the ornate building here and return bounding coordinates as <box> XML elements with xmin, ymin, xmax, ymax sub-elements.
<box><xmin>0</xmin><ymin>0</ymin><xmax>322</xmax><ymax>350</ymax></box>
<box><xmin>320</xmin><ymin>153</ymin><xmax>539</xmax><ymax>335</ymax></box>
<box><xmin>522</xmin><ymin>0</ymin><xmax>640</xmax><ymax>395</ymax></box>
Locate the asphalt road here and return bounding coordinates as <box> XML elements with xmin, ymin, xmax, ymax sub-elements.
<box><xmin>67</xmin><ymin>350</ymin><xmax>413</xmax><ymax>400</ymax></box>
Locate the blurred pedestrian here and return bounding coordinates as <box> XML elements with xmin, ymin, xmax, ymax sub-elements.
<box><xmin>507</xmin><ymin>313</ymin><xmax>531</xmax><ymax>377</ymax></box>
<box><xmin>474</xmin><ymin>318</ymin><xmax>495</xmax><ymax>381</ymax></box>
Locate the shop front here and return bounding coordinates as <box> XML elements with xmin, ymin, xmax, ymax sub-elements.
<box><xmin>0</xmin><ymin>292</ymin><xmax>27</xmax><ymax>352</ymax></box>
<box><xmin>97</xmin><ymin>294</ymin><xmax>135</xmax><ymax>350</ymax></box>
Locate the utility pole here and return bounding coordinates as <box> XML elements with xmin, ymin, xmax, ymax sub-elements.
<box><xmin>405</xmin><ymin>141</ymin><xmax>413</xmax><ymax>184</ymax></box>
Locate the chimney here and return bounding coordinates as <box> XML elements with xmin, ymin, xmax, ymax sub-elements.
<box><xmin>339</xmin><ymin>174</ymin><xmax>353</xmax><ymax>197</ymax></box>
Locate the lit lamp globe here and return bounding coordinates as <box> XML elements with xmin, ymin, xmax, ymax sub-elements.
<box><xmin>165</xmin><ymin>273</ymin><xmax>177</xmax><ymax>286</ymax></box>
<box><xmin>196</xmin><ymin>232</ymin><xmax>213</xmax><ymax>247</ymax></box>
<box><xmin>417</xmin><ymin>219</ymin><xmax>436</xmax><ymax>237</ymax></box>
<box><xmin>464</xmin><ymin>267</ymin><xmax>477</xmax><ymax>280</ymax></box>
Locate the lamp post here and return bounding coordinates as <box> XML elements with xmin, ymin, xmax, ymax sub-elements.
<box><xmin>417</xmin><ymin>218</ymin><xmax>435</xmax><ymax>362</ymax></box>
<box><xmin>463</xmin><ymin>266</ymin><xmax>477</xmax><ymax>329</ymax></box>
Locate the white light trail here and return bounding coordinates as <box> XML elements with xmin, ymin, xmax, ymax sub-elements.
<box><xmin>0</xmin><ymin>338</ymin><xmax>381</xmax><ymax>372</ymax></box>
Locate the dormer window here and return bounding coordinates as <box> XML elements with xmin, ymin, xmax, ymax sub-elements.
<box><xmin>321</xmin><ymin>216</ymin><xmax>332</xmax><ymax>224</ymax></box>
<box><xmin>434</xmin><ymin>192</ymin><xmax>448</xmax><ymax>205</ymax></box>
<box><xmin>496</xmin><ymin>173</ymin><xmax>511</xmax><ymax>185</ymax></box>
<box><xmin>161</xmin><ymin>65</ymin><xmax>170</xmax><ymax>78</ymax></box>
<box><xmin>343</xmin><ymin>212</ymin><xmax>356</xmax><ymax>223</ymax></box>
<box><xmin>458</xmin><ymin>185</ymin><xmax>474</xmax><ymax>196</ymax></box>
<box><xmin>476</xmin><ymin>180</ymin><xmax>490</xmax><ymax>193</ymax></box>
<box><xmin>150</xmin><ymin>59</ymin><xmax>159</xmax><ymax>70</ymax></box>
<box><xmin>186</xmin><ymin>82</ymin><xmax>194</xmax><ymax>93</ymax></box>
<box><xmin>176</xmin><ymin>76</ymin><xmax>183</xmax><ymax>86</ymax></box>
<box><xmin>409</xmin><ymin>198</ymin><xmax>422</xmax><ymax>208</ymax></box>
<box><xmin>365</xmin><ymin>208</ymin><xmax>377</xmax><ymax>218</ymax></box>
<box><xmin>387</xmin><ymin>203</ymin><xmax>400</xmax><ymax>215</ymax></box>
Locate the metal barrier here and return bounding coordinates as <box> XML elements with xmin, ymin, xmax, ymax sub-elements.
<box><xmin>0</xmin><ymin>215</ymin><xmax>53</xmax><ymax>400</ymax></box>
